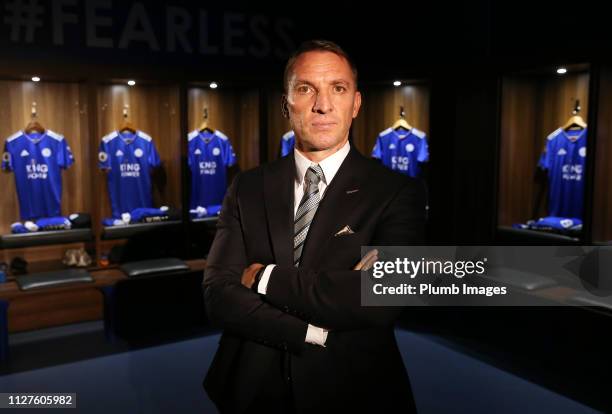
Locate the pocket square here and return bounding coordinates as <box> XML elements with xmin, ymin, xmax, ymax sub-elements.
<box><xmin>334</xmin><ymin>225</ymin><xmax>355</xmax><ymax>237</ymax></box>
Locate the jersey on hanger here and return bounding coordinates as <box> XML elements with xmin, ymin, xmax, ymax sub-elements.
<box><xmin>187</xmin><ymin>129</ymin><xmax>236</xmax><ymax>209</ymax></box>
<box><xmin>538</xmin><ymin>128</ymin><xmax>587</xmax><ymax>218</ymax></box>
<box><xmin>371</xmin><ymin>127</ymin><xmax>429</xmax><ymax>177</ymax></box>
<box><xmin>280</xmin><ymin>130</ymin><xmax>295</xmax><ymax>157</ymax></box>
<box><xmin>98</xmin><ymin>130</ymin><xmax>161</xmax><ymax>218</ymax></box>
<box><xmin>2</xmin><ymin>130</ymin><xmax>74</xmax><ymax>220</ymax></box>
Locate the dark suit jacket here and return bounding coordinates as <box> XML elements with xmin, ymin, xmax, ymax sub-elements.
<box><xmin>203</xmin><ymin>146</ymin><xmax>426</xmax><ymax>414</ymax></box>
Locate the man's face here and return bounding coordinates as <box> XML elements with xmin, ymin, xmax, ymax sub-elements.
<box><xmin>285</xmin><ymin>51</ymin><xmax>361</xmax><ymax>153</ymax></box>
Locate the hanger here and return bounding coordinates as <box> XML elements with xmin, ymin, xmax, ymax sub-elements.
<box><xmin>119</xmin><ymin>104</ymin><xmax>136</xmax><ymax>134</ymax></box>
<box><xmin>562</xmin><ymin>100</ymin><xmax>587</xmax><ymax>131</ymax></box>
<box><xmin>24</xmin><ymin>102</ymin><xmax>45</xmax><ymax>134</ymax></box>
<box><xmin>198</xmin><ymin>107</ymin><xmax>214</xmax><ymax>133</ymax></box>
<box><xmin>392</xmin><ymin>106</ymin><xmax>413</xmax><ymax>133</ymax></box>
<box><xmin>562</xmin><ymin>115</ymin><xmax>587</xmax><ymax>131</ymax></box>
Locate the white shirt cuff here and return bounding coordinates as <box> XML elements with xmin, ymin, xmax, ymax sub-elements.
<box><xmin>305</xmin><ymin>324</ymin><xmax>328</xmax><ymax>347</ymax></box>
<box><xmin>256</xmin><ymin>264</ymin><xmax>276</xmax><ymax>295</ymax></box>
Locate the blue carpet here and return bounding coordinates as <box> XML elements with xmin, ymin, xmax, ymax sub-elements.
<box><xmin>0</xmin><ymin>329</ymin><xmax>602</xmax><ymax>413</ymax></box>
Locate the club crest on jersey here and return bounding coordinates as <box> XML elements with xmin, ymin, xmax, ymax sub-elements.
<box><xmin>41</xmin><ymin>148</ymin><xmax>52</xmax><ymax>157</ymax></box>
<box><xmin>557</xmin><ymin>148</ymin><xmax>567</xmax><ymax>156</ymax></box>
<box><xmin>20</xmin><ymin>149</ymin><xmax>29</xmax><ymax>157</ymax></box>
<box><xmin>212</xmin><ymin>147</ymin><xmax>221</xmax><ymax>156</ymax></box>
<box><xmin>134</xmin><ymin>148</ymin><xmax>144</xmax><ymax>158</ymax></box>
<box><xmin>406</xmin><ymin>143</ymin><xmax>415</xmax><ymax>152</ymax></box>
<box><xmin>115</xmin><ymin>150</ymin><xmax>124</xmax><ymax>157</ymax></box>
<box><xmin>99</xmin><ymin>151</ymin><xmax>108</xmax><ymax>162</ymax></box>
<box><xmin>579</xmin><ymin>147</ymin><xmax>586</xmax><ymax>157</ymax></box>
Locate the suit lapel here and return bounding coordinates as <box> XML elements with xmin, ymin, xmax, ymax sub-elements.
<box><xmin>299</xmin><ymin>147</ymin><xmax>365</xmax><ymax>268</ymax></box>
<box><xmin>263</xmin><ymin>154</ymin><xmax>295</xmax><ymax>267</ymax></box>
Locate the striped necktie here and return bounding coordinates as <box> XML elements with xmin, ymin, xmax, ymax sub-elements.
<box><xmin>294</xmin><ymin>164</ymin><xmax>324</xmax><ymax>266</ymax></box>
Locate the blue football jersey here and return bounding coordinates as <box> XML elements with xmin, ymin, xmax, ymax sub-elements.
<box><xmin>98</xmin><ymin>130</ymin><xmax>161</xmax><ymax>218</ymax></box>
<box><xmin>187</xmin><ymin>129</ymin><xmax>236</xmax><ymax>209</ymax></box>
<box><xmin>280</xmin><ymin>130</ymin><xmax>295</xmax><ymax>157</ymax></box>
<box><xmin>538</xmin><ymin>128</ymin><xmax>587</xmax><ymax>218</ymax></box>
<box><xmin>371</xmin><ymin>128</ymin><xmax>429</xmax><ymax>177</ymax></box>
<box><xmin>2</xmin><ymin>130</ymin><xmax>74</xmax><ymax>220</ymax></box>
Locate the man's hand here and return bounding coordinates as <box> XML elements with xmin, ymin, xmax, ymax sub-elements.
<box><xmin>241</xmin><ymin>263</ymin><xmax>265</xmax><ymax>289</ymax></box>
<box><xmin>353</xmin><ymin>249</ymin><xmax>378</xmax><ymax>271</ymax></box>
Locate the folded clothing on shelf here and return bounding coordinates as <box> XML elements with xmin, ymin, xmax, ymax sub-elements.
<box><xmin>512</xmin><ymin>216</ymin><xmax>582</xmax><ymax>235</ymax></box>
<box><xmin>10</xmin><ymin>216</ymin><xmax>73</xmax><ymax>233</ymax></box>
<box><xmin>103</xmin><ymin>206</ymin><xmax>181</xmax><ymax>226</ymax></box>
<box><xmin>190</xmin><ymin>204</ymin><xmax>222</xmax><ymax>218</ymax></box>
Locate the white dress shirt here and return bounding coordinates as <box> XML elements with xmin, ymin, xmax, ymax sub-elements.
<box><xmin>257</xmin><ymin>141</ymin><xmax>351</xmax><ymax>346</ymax></box>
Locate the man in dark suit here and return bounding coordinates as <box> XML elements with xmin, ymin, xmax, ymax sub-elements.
<box><xmin>203</xmin><ymin>40</ymin><xmax>426</xmax><ymax>414</ymax></box>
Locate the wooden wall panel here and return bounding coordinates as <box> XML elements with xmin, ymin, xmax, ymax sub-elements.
<box><xmin>497</xmin><ymin>72</ymin><xmax>590</xmax><ymax>227</ymax></box>
<box><xmin>188</xmin><ymin>88</ymin><xmax>260</xmax><ymax>171</ymax></box>
<box><xmin>498</xmin><ymin>78</ymin><xmax>538</xmax><ymax>226</ymax></box>
<box><xmin>8</xmin><ymin>289</ymin><xmax>103</xmax><ymax>332</ymax></box>
<box><xmin>0</xmin><ymin>243</ymin><xmax>86</xmax><ymax>267</ymax></box>
<box><xmin>537</xmin><ymin>74</ymin><xmax>590</xmax><ymax>147</ymax></box>
<box><xmin>96</xmin><ymin>84</ymin><xmax>182</xmax><ymax>219</ymax></box>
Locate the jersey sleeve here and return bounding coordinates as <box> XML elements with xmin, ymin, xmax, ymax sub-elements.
<box><xmin>538</xmin><ymin>141</ymin><xmax>552</xmax><ymax>170</ymax></box>
<box><xmin>417</xmin><ymin>137</ymin><xmax>429</xmax><ymax>163</ymax></box>
<box><xmin>2</xmin><ymin>141</ymin><xmax>12</xmax><ymax>171</ymax></box>
<box><xmin>98</xmin><ymin>140</ymin><xmax>111</xmax><ymax>170</ymax></box>
<box><xmin>225</xmin><ymin>140</ymin><xmax>237</xmax><ymax>167</ymax></box>
<box><xmin>148</xmin><ymin>141</ymin><xmax>161</xmax><ymax>168</ymax></box>
<box><xmin>281</xmin><ymin>137</ymin><xmax>294</xmax><ymax>157</ymax></box>
<box><xmin>58</xmin><ymin>139</ymin><xmax>75</xmax><ymax>169</ymax></box>
<box><xmin>371</xmin><ymin>136</ymin><xmax>383</xmax><ymax>159</ymax></box>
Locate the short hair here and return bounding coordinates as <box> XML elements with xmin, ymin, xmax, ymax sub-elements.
<box><xmin>283</xmin><ymin>40</ymin><xmax>358</xmax><ymax>92</ymax></box>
